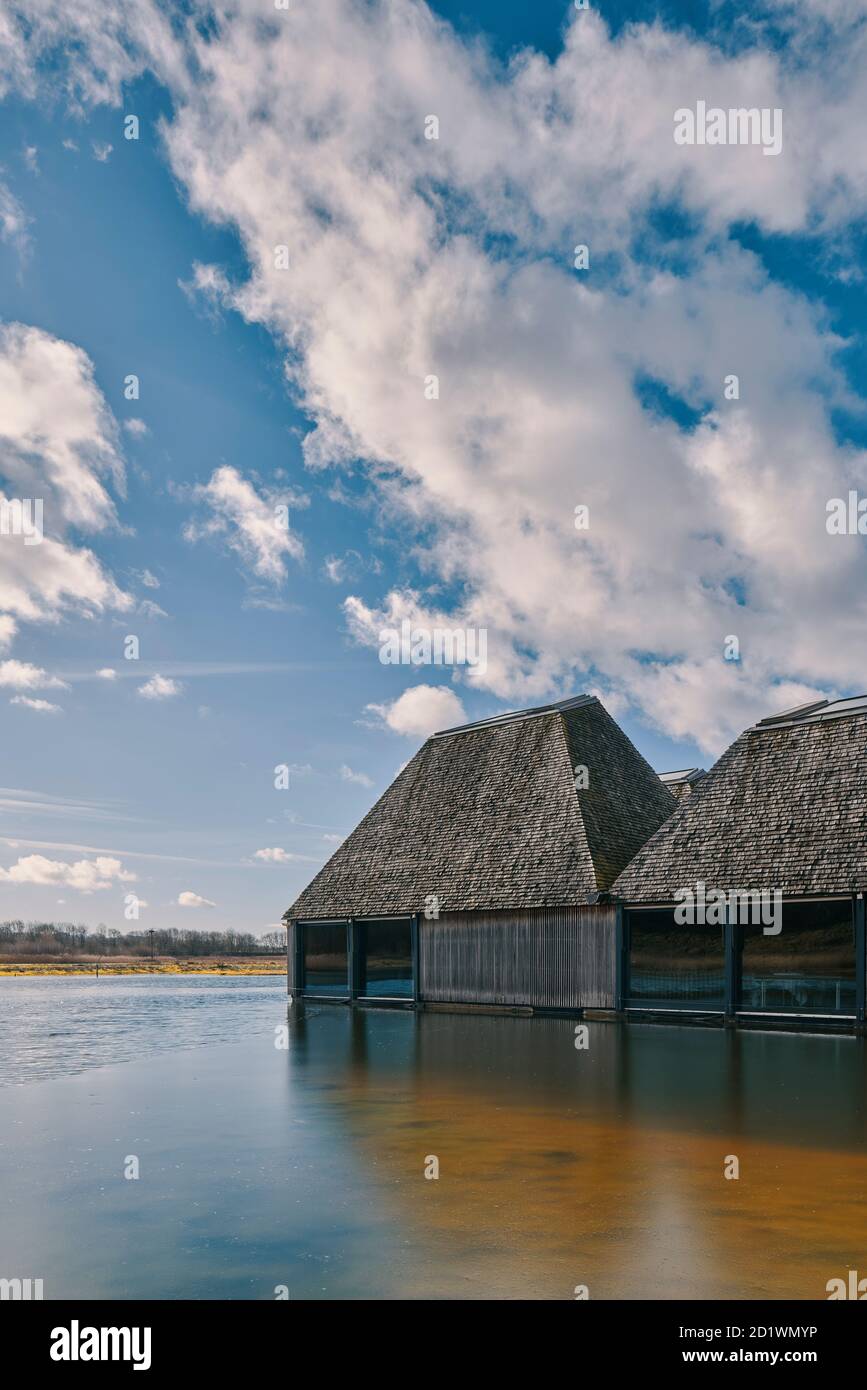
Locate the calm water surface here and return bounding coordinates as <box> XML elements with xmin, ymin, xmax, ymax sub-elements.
<box><xmin>0</xmin><ymin>976</ymin><xmax>284</xmax><ymax>1085</ymax></box>
<box><xmin>0</xmin><ymin>977</ymin><xmax>865</xmax><ymax>1299</ymax></box>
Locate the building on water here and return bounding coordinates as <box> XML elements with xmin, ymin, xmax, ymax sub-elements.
<box><xmin>284</xmin><ymin>692</ymin><xmax>867</xmax><ymax>1032</ymax></box>
<box><xmin>613</xmin><ymin>695</ymin><xmax>867</xmax><ymax>1029</ymax></box>
<box><xmin>284</xmin><ymin>695</ymin><xmax>674</xmax><ymax>1010</ymax></box>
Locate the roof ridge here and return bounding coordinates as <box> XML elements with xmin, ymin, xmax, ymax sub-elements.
<box><xmin>553</xmin><ymin>711</ymin><xmax>600</xmax><ymax>894</ymax></box>
<box><xmin>558</xmin><ymin>699</ymin><xmax>680</xmax><ymax>893</ymax></box>
<box><xmin>432</xmin><ymin>693</ymin><xmax>596</xmax><ymax>739</ymax></box>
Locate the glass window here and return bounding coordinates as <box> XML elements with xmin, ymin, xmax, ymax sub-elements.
<box><xmin>627</xmin><ymin>908</ymin><xmax>725</xmax><ymax>1010</ymax></box>
<box><xmin>302</xmin><ymin>922</ymin><xmax>348</xmax><ymax>996</ymax></box>
<box><xmin>740</xmin><ymin>900</ymin><xmax>855</xmax><ymax>1015</ymax></box>
<box><xmin>358</xmin><ymin>919</ymin><xmax>414</xmax><ymax>998</ymax></box>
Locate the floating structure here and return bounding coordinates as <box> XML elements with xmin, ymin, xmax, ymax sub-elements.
<box><xmin>284</xmin><ymin>693</ymin><xmax>867</xmax><ymax>1031</ymax></box>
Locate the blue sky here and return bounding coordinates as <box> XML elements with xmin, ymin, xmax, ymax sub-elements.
<box><xmin>1</xmin><ymin>0</ymin><xmax>866</xmax><ymax>933</ymax></box>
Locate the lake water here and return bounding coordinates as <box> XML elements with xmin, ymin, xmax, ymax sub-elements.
<box><xmin>0</xmin><ymin>975</ymin><xmax>285</xmax><ymax>1086</ymax></box>
<box><xmin>1</xmin><ymin>977</ymin><xmax>865</xmax><ymax>1299</ymax></box>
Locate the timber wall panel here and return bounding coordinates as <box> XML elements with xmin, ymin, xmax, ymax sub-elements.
<box><xmin>419</xmin><ymin>905</ymin><xmax>616</xmax><ymax>1008</ymax></box>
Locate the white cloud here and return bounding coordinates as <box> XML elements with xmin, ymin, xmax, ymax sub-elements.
<box><xmin>0</xmin><ymin>322</ymin><xmax>123</xmax><ymax>529</ymax></box>
<box><xmin>323</xmin><ymin>556</ymin><xmax>346</xmax><ymax>584</ymax></box>
<box><xmin>137</xmin><ymin>674</ymin><xmax>182</xmax><ymax>700</ymax></box>
<box><xmin>0</xmin><ymin>853</ymin><xmax>135</xmax><ymax>892</ymax></box>
<box><xmin>164</xmin><ymin>2</ymin><xmax>867</xmax><ymax>752</ymax></box>
<box><xmin>366</xmin><ymin>685</ymin><xmax>466</xmax><ymax>739</ymax></box>
<box><xmin>0</xmin><ymin>324</ymin><xmax>132</xmax><ymax>658</ymax></box>
<box><xmin>10</xmin><ymin>695</ymin><xmax>62</xmax><ymax>713</ymax></box>
<box><xmin>0</xmin><ymin>660</ymin><xmax>66</xmax><ymax>689</ymax></box>
<box><xmin>0</xmin><ymin>179</ymin><xmax>29</xmax><ymax>254</ymax></box>
<box><xmin>10</xmin><ymin>3</ymin><xmax>867</xmax><ymax>750</ymax></box>
<box><xmin>0</xmin><ymin>790</ymin><xmax>131</xmax><ymax>823</ymax></box>
<box><xmin>339</xmin><ymin>764</ymin><xmax>374</xmax><ymax>788</ymax></box>
<box><xmin>178</xmin><ymin>890</ymin><xmax>216</xmax><ymax>908</ymax></box>
<box><xmin>184</xmin><ymin>464</ymin><xmax>304</xmax><ymax>584</ymax></box>
<box><xmin>124</xmin><ymin>418</ymin><xmax>149</xmax><ymax>437</ymax></box>
<box><xmin>135</xmin><ymin>567</ymin><xmax>159</xmax><ymax>587</ymax></box>
<box><xmin>0</xmin><ymin>1</ymin><xmax>188</xmax><ymax>107</ymax></box>
<box><xmin>96</xmin><ymin>667</ymin><xmax>117</xmax><ymax>679</ymax></box>
<box><xmin>91</xmin><ymin>140</ymin><xmax>112</xmax><ymax>162</ymax></box>
<box><xmin>252</xmin><ymin>846</ymin><xmax>322</xmax><ymax>864</ymax></box>
<box><xmin>323</xmin><ymin>551</ymin><xmax>365</xmax><ymax>585</ymax></box>
<box><xmin>138</xmin><ymin>598</ymin><xmax>167</xmax><ymax>619</ymax></box>
<box><xmin>254</xmin><ymin>847</ymin><xmax>292</xmax><ymax>863</ymax></box>
<box><xmin>0</xmin><ymin>508</ymin><xmax>131</xmax><ymax>649</ymax></box>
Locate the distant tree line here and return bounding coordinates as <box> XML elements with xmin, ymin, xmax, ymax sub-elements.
<box><xmin>0</xmin><ymin>920</ymin><xmax>286</xmax><ymax>960</ymax></box>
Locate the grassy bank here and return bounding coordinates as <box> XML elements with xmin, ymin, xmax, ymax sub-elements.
<box><xmin>0</xmin><ymin>956</ymin><xmax>286</xmax><ymax>977</ymax></box>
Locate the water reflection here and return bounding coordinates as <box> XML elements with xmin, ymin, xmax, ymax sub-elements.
<box><xmin>287</xmin><ymin>1004</ymin><xmax>867</xmax><ymax>1298</ymax></box>
<box><xmin>289</xmin><ymin>1002</ymin><xmax>866</xmax><ymax>1147</ymax></box>
<box><xmin>2</xmin><ymin>989</ymin><xmax>865</xmax><ymax>1298</ymax></box>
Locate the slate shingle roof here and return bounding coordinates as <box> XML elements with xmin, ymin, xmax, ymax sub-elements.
<box><xmin>285</xmin><ymin>695</ymin><xmax>677</xmax><ymax>920</ymax></box>
<box><xmin>614</xmin><ymin>698</ymin><xmax>867</xmax><ymax>901</ymax></box>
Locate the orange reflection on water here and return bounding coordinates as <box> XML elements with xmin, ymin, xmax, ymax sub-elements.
<box><xmin>295</xmin><ymin>1008</ymin><xmax>867</xmax><ymax>1300</ymax></box>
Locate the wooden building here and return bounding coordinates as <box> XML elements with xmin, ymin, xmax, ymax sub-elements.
<box><xmin>284</xmin><ymin>694</ymin><xmax>676</xmax><ymax>1010</ymax></box>
<box><xmin>285</xmin><ymin>691</ymin><xmax>867</xmax><ymax>1031</ymax></box>
<box><xmin>613</xmin><ymin>695</ymin><xmax>867</xmax><ymax>1029</ymax></box>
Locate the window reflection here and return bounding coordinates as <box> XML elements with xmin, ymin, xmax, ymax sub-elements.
<box><xmin>628</xmin><ymin>909</ymin><xmax>725</xmax><ymax>1010</ymax></box>
<box><xmin>302</xmin><ymin>922</ymin><xmax>349</xmax><ymax>996</ymax></box>
<box><xmin>359</xmin><ymin>919</ymin><xmax>414</xmax><ymax>998</ymax></box>
<box><xmin>740</xmin><ymin>900</ymin><xmax>855</xmax><ymax>1015</ymax></box>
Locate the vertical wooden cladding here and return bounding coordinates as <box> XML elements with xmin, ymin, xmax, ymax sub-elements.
<box><xmin>286</xmin><ymin>920</ymin><xmax>295</xmax><ymax>992</ymax></box>
<box><xmin>419</xmin><ymin>904</ymin><xmax>616</xmax><ymax>1009</ymax></box>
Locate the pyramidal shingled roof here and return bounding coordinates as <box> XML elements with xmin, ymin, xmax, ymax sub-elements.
<box><xmin>614</xmin><ymin>696</ymin><xmax>867</xmax><ymax>902</ymax></box>
<box><xmin>285</xmin><ymin>695</ymin><xmax>676</xmax><ymax>920</ymax></box>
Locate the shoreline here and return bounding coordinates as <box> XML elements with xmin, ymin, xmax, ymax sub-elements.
<box><xmin>0</xmin><ymin>958</ymin><xmax>286</xmax><ymax>977</ymax></box>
